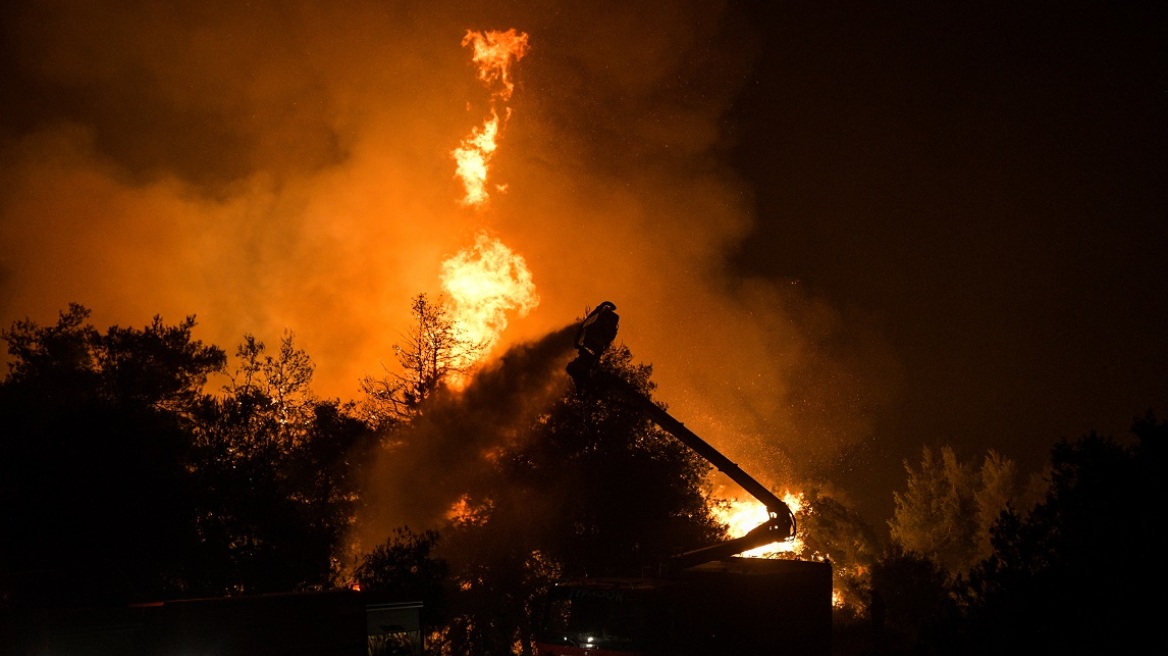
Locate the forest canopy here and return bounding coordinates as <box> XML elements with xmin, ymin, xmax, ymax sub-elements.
<box><xmin>1</xmin><ymin>300</ymin><xmax>1162</xmax><ymax>655</ymax></box>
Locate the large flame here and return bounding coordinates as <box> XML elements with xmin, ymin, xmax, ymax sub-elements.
<box><xmin>441</xmin><ymin>29</ymin><xmax>537</xmax><ymax>383</ymax></box>
<box><xmin>453</xmin><ymin>29</ymin><xmax>530</xmax><ymax>208</ymax></box>
<box><xmin>452</xmin><ymin>113</ymin><xmax>501</xmax><ymax>208</ymax></box>
<box><xmin>462</xmin><ymin>28</ymin><xmax>529</xmax><ymax>101</ymax></box>
<box><xmin>440</xmin><ymin>231</ymin><xmax>539</xmax><ymax>370</ymax></box>
<box><xmin>713</xmin><ymin>492</ymin><xmax>805</xmax><ymax>557</ymax></box>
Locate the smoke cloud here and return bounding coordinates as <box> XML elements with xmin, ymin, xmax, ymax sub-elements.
<box><xmin>352</xmin><ymin>323</ymin><xmax>577</xmax><ymax>550</ymax></box>
<box><xmin>0</xmin><ymin>0</ymin><xmax>894</xmax><ymax>514</ymax></box>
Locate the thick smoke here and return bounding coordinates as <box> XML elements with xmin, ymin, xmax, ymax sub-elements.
<box><xmin>0</xmin><ymin>0</ymin><xmax>893</xmax><ymax>514</ymax></box>
<box><xmin>352</xmin><ymin>323</ymin><xmax>577</xmax><ymax>550</ymax></box>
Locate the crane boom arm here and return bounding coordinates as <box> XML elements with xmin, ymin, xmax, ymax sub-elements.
<box><xmin>567</xmin><ymin>301</ymin><xmax>796</xmax><ymax>552</ymax></box>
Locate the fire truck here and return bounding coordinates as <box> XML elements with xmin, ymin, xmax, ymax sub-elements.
<box><xmin>533</xmin><ymin>302</ymin><xmax>833</xmax><ymax>656</ymax></box>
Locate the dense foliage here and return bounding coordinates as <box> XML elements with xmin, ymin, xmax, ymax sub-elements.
<box><xmin>870</xmin><ymin>416</ymin><xmax>1166</xmax><ymax>655</ymax></box>
<box><xmin>0</xmin><ymin>305</ymin><xmax>373</xmax><ymax>603</ymax></box>
<box><xmin>2</xmin><ymin>301</ymin><xmax>1162</xmax><ymax>656</ymax></box>
<box><xmin>955</xmin><ymin>416</ymin><xmax>1165</xmax><ymax>655</ymax></box>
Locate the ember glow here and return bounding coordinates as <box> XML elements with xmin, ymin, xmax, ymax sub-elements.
<box><xmin>452</xmin><ymin>29</ymin><xmax>530</xmax><ymax>208</ymax></box>
<box><xmin>446</xmin><ymin>494</ymin><xmax>493</xmax><ymax>527</ymax></box>
<box><xmin>713</xmin><ymin>492</ymin><xmax>805</xmax><ymax>557</ymax></box>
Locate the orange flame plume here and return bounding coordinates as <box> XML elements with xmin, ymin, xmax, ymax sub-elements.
<box><xmin>440</xmin><ymin>231</ymin><xmax>539</xmax><ymax>370</ymax></box>
<box><xmin>462</xmin><ymin>29</ymin><xmax>530</xmax><ymax>102</ymax></box>
<box><xmin>440</xmin><ymin>29</ymin><xmax>537</xmax><ymax>384</ymax></box>
<box><xmin>453</xmin><ymin>29</ymin><xmax>530</xmax><ymax>208</ymax></box>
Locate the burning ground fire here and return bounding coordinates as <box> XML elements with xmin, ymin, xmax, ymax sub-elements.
<box><xmin>712</xmin><ymin>492</ymin><xmax>805</xmax><ymax>557</ymax></box>
<box><xmin>712</xmin><ymin>494</ymin><xmax>855</xmax><ymax>609</ymax></box>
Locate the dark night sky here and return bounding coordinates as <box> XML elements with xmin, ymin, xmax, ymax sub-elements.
<box><xmin>728</xmin><ymin>1</ymin><xmax>1167</xmax><ymax>520</ymax></box>
<box><xmin>0</xmin><ymin>0</ymin><xmax>1163</xmax><ymax>531</ymax></box>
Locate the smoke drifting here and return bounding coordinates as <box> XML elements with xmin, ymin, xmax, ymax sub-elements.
<box><xmin>352</xmin><ymin>323</ymin><xmax>577</xmax><ymax>550</ymax></box>
<box><xmin>0</xmin><ymin>1</ymin><xmax>892</xmax><ymax>515</ymax></box>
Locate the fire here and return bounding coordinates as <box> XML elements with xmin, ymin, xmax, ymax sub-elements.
<box><xmin>440</xmin><ymin>231</ymin><xmax>539</xmax><ymax>369</ymax></box>
<box><xmin>452</xmin><ymin>114</ymin><xmax>500</xmax><ymax>207</ymax></box>
<box><xmin>438</xmin><ymin>29</ymin><xmax>538</xmax><ymax>384</ymax></box>
<box><xmin>462</xmin><ymin>29</ymin><xmax>530</xmax><ymax>101</ymax></box>
<box><xmin>453</xmin><ymin>29</ymin><xmax>530</xmax><ymax>208</ymax></box>
<box><xmin>446</xmin><ymin>494</ymin><xmax>493</xmax><ymax>527</ymax></box>
<box><xmin>712</xmin><ymin>492</ymin><xmax>805</xmax><ymax>558</ymax></box>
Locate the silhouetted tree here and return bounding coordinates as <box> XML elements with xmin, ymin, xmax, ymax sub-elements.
<box><xmin>354</xmin><ymin>527</ymin><xmax>450</xmax><ymax>630</ymax></box>
<box><xmin>453</xmin><ymin>343</ymin><xmax>722</xmax><ymax>654</ymax></box>
<box><xmin>361</xmin><ymin>294</ymin><xmax>485</xmax><ymax>425</ymax></box>
<box><xmin>189</xmin><ymin>332</ymin><xmax>371</xmax><ymax>595</ymax></box>
<box><xmin>868</xmin><ymin>548</ymin><xmax>960</xmax><ymax>656</ymax></box>
<box><xmin>228</xmin><ymin>332</ymin><xmax>316</xmax><ymax>428</ymax></box>
<box><xmin>0</xmin><ymin>305</ymin><xmax>225</xmax><ymax>604</ymax></box>
<box><xmin>489</xmin><ymin>343</ymin><xmax>724</xmax><ymax>578</ymax></box>
<box><xmin>958</xmin><ymin>415</ymin><xmax>1165</xmax><ymax>655</ymax></box>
